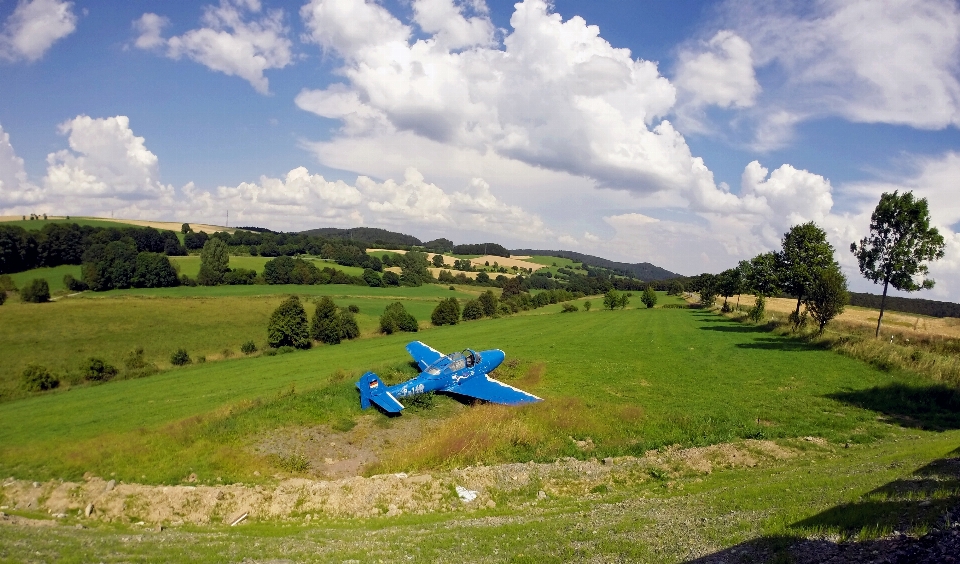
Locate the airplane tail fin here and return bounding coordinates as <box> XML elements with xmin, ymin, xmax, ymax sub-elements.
<box><xmin>356</xmin><ymin>372</ymin><xmax>404</xmax><ymax>413</ymax></box>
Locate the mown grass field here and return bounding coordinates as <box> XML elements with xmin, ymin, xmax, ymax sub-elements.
<box><xmin>0</xmin><ymin>284</ymin><xmax>486</xmax><ymax>398</ymax></box>
<box><xmin>2</xmin><ymin>290</ymin><xmax>954</xmax><ymax>485</ymax></box>
<box><xmin>1</xmin><ymin>283</ymin><xmax>959</xmax><ymax>561</ymax></box>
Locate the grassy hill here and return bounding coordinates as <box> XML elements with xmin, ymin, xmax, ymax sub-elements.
<box><xmin>2</xmin><ymin>290</ymin><xmax>950</xmax><ymax>484</ymax></box>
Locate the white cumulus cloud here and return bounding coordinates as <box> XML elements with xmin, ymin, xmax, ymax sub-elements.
<box><xmin>297</xmin><ymin>0</ymin><xmax>737</xmax><ymax>200</ymax></box>
<box><xmin>135</xmin><ymin>0</ymin><xmax>293</xmax><ymax>94</ymax></box>
<box><xmin>43</xmin><ymin>115</ymin><xmax>173</xmax><ymax>200</ymax></box>
<box><xmin>0</xmin><ymin>0</ymin><xmax>77</xmax><ymax>62</ymax></box>
<box><xmin>674</xmin><ymin>30</ymin><xmax>760</xmax><ymax>112</ymax></box>
<box><xmin>0</xmin><ymin>123</ymin><xmax>43</xmax><ymax>208</ymax></box>
<box><xmin>723</xmin><ymin>0</ymin><xmax>960</xmax><ymax>148</ymax></box>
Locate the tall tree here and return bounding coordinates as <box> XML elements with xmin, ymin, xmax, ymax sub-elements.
<box><xmin>850</xmin><ymin>191</ymin><xmax>945</xmax><ymax>337</ymax></box>
<box><xmin>198</xmin><ymin>238</ymin><xmax>230</xmax><ymax>286</ymax></box>
<box><xmin>777</xmin><ymin>222</ymin><xmax>837</xmax><ymax>319</ymax></box>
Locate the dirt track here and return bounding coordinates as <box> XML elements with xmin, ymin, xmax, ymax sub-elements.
<box><xmin>0</xmin><ymin>440</ymin><xmax>805</xmax><ymax>526</ymax></box>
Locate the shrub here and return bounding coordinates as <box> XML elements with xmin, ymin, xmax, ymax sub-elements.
<box><xmin>382</xmin><ymin>271</ymin><xmax>401</xmax><ymax>286</ymax></box>
<box><xmin>241</xmin><ymin>340</ymin><xmax>258</xmax><ymax>355</ymax></box>
<box><xmin>0</xmin><ymin>274</ymin><xmax>16</xmax><ymax>292</ymax></box>
<box><xmin>171</xmin><ymin>348</ymin><xmax>192</xmax><ymax>366</ymax></box>
<box><xmin>748</xmin><ymin>295</ymin><xmax>766</xmax><ymax>322</ymax></box>
<box><xmin>83</xmin><ymin>357</ymin><xmax>118</xmax><ymax>381</ymax></box>
<box><xmin>348</xmin><ymin>304</ymin><xmax>360</xmax><ymax>313</ymax></box>
<box><xmin>462</xmin><ymin>299</ymin><xmax>484</xmax><ymax>320</ymax></box>
<box><xmin>21</xmin><ymin>364</ymin><xmax>59</xmax><ymax>392</ymax></box>
<box><xmin>268</xmin><ymin>296</ymin><xmax>311</xmax><ymax>349</ymax></box>
<box><xmin>603</xmin><ymin>289</ymin><xmax>621</xmax><ymax>310</ymax></box>
<box><xmin>362</xmin><ymin>268</ymin><xmax>383</xmax><ymax>287</ymax></box>
<box><xmin>379</xmin><ymin>302</ymin><xmax>418</xmax><ymax>334</ymax></box>
<box><xmin>180</xmin><ymin>274</ymin><xmax>198</xmax><ymax>287</ymax></box>
<box><xmin>478</xmin><ymin>290</ymin><xmax>498</xmax><ymax>316</ymax></box>
<box><xmin>0</xmin><ymin>290</ymin><xmax>5</xmax><ymax>306</ymax></box>
<box><xmin>311</xmin><ymin>296</ymin><xmax>344</xmax><ymax>345</ymax></box>
<box><xmin>700</xmin><ymin>288</ymin><xmax>717</xmax><ymax>308</ymax></box>
<box><xmin>431</xmin><ymin>297</ymin><xmax>461</xmax><ymax>326</ymax></box>
<box><xmin>124</xmin><ymin>347</ymin><xmax>148</xmax><ymax>369</ymax></box>
<box><xmin>20</xmin><ymin>278</ymin><xmax>50</xmax><ymax>303</ymax></box>
<box><xmin>641</xmin><ymin>286</ymin><xmax>658</xmax><ymax>309</ymax></box>
<box><xmin>63</xmin><ymin>273</ymin><xmax>89</xmax><ymax>292</ymax></box>
<box><xmin>561</xmin><ymin>302</ymin><xmax>579</xmax><ymax>313</ymax></box>
<box><xmin>224</xmin><ymin>268</ymin><xmax>257</xmax><ymax>285</ymax></box>
<box><xmin>584</xmin><ymin>300</ymin><xmax>592</xmax><ymax>311</ymax></box>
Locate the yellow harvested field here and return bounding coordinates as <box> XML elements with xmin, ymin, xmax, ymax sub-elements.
<box><xmin>382</xmin><ymin>266</ymin><xmax>517</xmax><ymax>279</ymax></box>
<box><xmin>738</xmin><ymin>295</ymin><xmax>960</xmax><ymax>339</ymax></box>
<box><xmin>369</xmin><ymin>249</ymin><xmax>543</xmax><ymax>272</ymax></box>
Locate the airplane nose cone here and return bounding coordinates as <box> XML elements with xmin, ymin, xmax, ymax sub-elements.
<box><xmin>481</xmin><ymin>349</ymin><xmax>505</xmax><ymax>372</ymax></box>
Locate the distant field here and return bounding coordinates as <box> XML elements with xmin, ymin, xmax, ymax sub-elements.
<box><xmin>0</xmin><ymin>292</ymin><xmax>936</xmax><ymax>486</ymax></box>
<box><xmin>0</xmin><ymin>217</ymin><xmax>141</xmax><ymax>230</ymax></box>
<box><xmin>168</xmin><ymin>256</ymin><xmax>364</xmax><ymax>278</ymax></box>
<box><xmin>0</xmin><ymin>285</ymin><xmax>482</xmax><ymax>399</ymax></box>
<box><xmin>7</xmin><ymin>264</ymin><xmax>82</xmax><ymax>293</ymax></box>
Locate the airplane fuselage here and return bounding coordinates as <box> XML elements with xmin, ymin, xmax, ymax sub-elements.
<box><xmin>385</xmin><ymin>348</ymin><xmax>505</xmax><ymax>398</ymax></box>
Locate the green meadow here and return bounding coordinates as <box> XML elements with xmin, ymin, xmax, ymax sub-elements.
<box><xmin>1</xmin><ymin>282</ymin><xmax>958</xmax><ymax>561</ymax></box>
<box><xmin>2</xmin><ymin>291</ymin><xmax>954</xmax><ymax>483</ymax></box>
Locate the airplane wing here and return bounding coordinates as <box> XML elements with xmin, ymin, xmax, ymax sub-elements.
<box><xmin>445</xmin><ymin>375</ymin><xmax>542</xmax><ymax>405</ymax></box>
<box><xmin>406</xmin><ymin>341</ymin><xmax>444</xmax><ymax>371</ymax></box>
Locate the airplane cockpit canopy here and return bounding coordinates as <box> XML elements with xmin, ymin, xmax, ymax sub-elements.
<box><xmin>424</xmin><ymin>350</ymin><xmax>480</xmax><ymax>375</ymax></box>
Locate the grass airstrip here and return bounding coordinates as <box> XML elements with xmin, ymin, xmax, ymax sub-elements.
<box><xmin>1</xmin><ymin>263</ymin><xmax>959</xmax><ymax>560</ymax></box>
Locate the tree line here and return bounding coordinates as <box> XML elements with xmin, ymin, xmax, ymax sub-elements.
<box><xmin>690</xmin><ymin>191</ymin><xmax>946</xmax><ymax>337</ymax></box>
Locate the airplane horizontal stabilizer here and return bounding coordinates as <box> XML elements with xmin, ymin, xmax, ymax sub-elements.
<box><xmin>406</xmin><ymin>340</ymin><xmax>444</xmax><ymax>371</ymax></box>
<box><xmin>447</xmin><ymin>375</ymin><xmax>542</xmax><ymax>406</ymax></box>
<box><xmin>370</xmin><ymin>390</ymin><xmax>405</xmax><ymax>413</ymax></box>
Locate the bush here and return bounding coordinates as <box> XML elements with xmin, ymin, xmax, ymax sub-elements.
<box><xmin>382</xmin><ymin>271</ymin><xmax>401</xmax><ymax>286</ymax></box>
<box><xmin>478</xmin><ymin>290</ymin><xmax>498</xmax><ymax>316</ymax></box>
<box><xmin>241</xmin><ymin>340</ymin><xmax>258</xmax><ymax>355</ymax></box>
<box><xmin>311</xmin><ymin>296</ymin><xmax>344</xmax><ymax>345</ymax></box>
<box><xmin>21</xmin><ymin>364</ymin><xmax>59</xmax><ymax>392</ymax></box>
<box><xmin>63</xmin><ymin>273</ymin><xmax>89</xmax><ymax>292</ymax></box>
<box><xmin>431</xmin><ymin>297</ymin><xmax>461</xmax><ymax>326</ymax></box>
<box><xmin>561</xmin><ymin>302</ymin><xmax>579</xmax><ymax>313</ymax></box>
<box><xmin>124</xmin><ymin>347</ymin><xmax>148</xmax><ymax>370</ymax></box>
<box><xmin>83</xmin><ymin>357</ymin><xmax>118</xmax><ymax>382</ymax></box>
<box><xmin>700</xmin><ymin>288</ymin><xmax>717</xmax><ymax>308</ymax></box>
<box><xmin>0</xmin><ymin>274</ymin><xmax>16</xmax><ymax>292</ymax></box>
<box><xmin>462</xmin><ymin>299</ymin><xmax>484</xmax><ymax>320</ymax></box>
<box><xmin>348</xmin><ymin>304</ymin><xmax>360</xmax><ymax>313</ymax></box>
<box><xmin>180</xmin><ymin>274</ymin><xmax>198</xmax><ymax>287</ymax></box>
<box><xmin>641</xmin><ymin>286</ymin><xmax>658</xmax><ymax>309</ymax></box>
<box><xmin>224</xmin><ymin>268</ymin><xmax>257</xmax><ymax>285</ymax></box>
<box><xmin>584</xmin><ymin>300</ymin><xmax>592</xmax><ymax>311</ymax></box>
<box><xmin>0</xmin><ymin>290</ymin><xmax>5</xmax><ymax>306</ymax></box>
<box><xmin>379</xmin><ymin>302</ymin><xmax>418</xmax><ymax>334</ymax></box>
<box><xmin>268</xmin><ymin>296</ymin><xmax>311</xmax><ymax>349</ymax></box>
<box><xmin>20</xmin><ymin>278</ymin><xmax>50</xmax><ymax>303</ymax></box>
<box><xmin>171</xmin><ymin>348</ymin><xmax>192</xmax><ymax>366</ymax></box>
<box><xmin>748</xmin><ymin>295</ymin><xmax>766</xmax><ymax>322</ymax></box>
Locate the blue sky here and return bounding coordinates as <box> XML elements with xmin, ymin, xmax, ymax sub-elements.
<box><xmin>1</xmin><ymin>0</ymin><xmax>959</xmax><ymax>300</ymax></box>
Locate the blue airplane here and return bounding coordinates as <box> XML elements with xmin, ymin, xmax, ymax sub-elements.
<box><xmin>356</xmin><ymin>341</ymin><xmax>542</xmax><ymax>413</ymax></box>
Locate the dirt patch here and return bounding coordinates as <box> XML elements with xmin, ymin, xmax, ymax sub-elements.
<box><xmin>0</xmin><ymin>440</ymin><xmax>807</xmax><ymax>527</ymax></box>
<box><xmin>252</xmin><ymin>415</ymin><xmax>446</xmax><ymax>480</ymax></box>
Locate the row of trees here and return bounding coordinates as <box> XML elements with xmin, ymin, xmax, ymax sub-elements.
<box><xmin>696</xmin><ymin>191</ymin><xmax>945</xmax><ymax>337</ymax></box>
<box><xmin>696</xmin><ymin>221</ymin><xmax>848</xmax><ymax>334</ymax></box>
<box><xmin>0</xmin><ymin>223</ymin><xmax>186</xmax><ymax>275</ymax></box>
